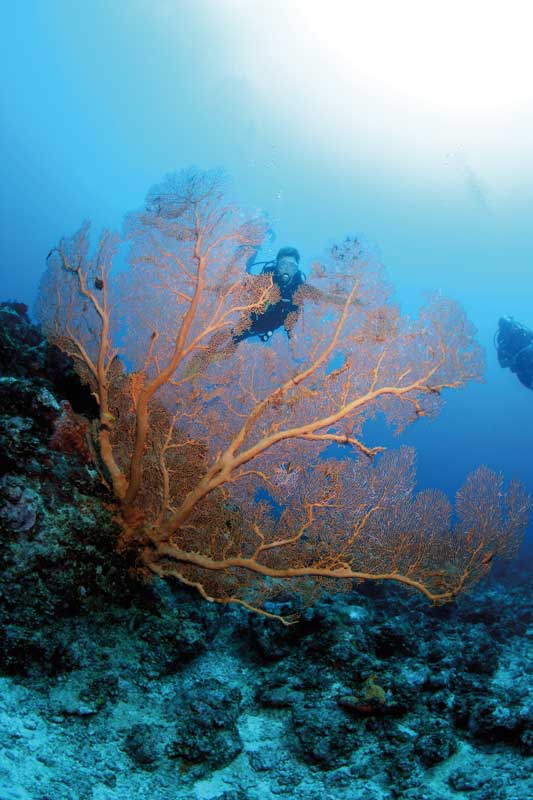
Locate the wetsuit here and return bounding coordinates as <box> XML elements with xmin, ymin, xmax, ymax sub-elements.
<box><xmin>234</xmin><ymin>266</ymin><xmax>306</xmax><ymax>343</ymax></box>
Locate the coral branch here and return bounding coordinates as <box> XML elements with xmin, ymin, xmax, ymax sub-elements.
<box><xmin>35</xmin><ymin>169</ymin><xmax>529</xmax><ymax>621</ymax></box>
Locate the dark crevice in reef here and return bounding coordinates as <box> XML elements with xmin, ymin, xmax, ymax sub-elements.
<box><xmin>0</xmin><ymin>300</ymin><xmax>532</xmax><ymax>800</ymax></box>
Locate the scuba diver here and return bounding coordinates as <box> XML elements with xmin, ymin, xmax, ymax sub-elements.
<box><xmin>235</xmin><ymin>246</ymin><xmax>307</xmax><ymax>343</ymax></box>
<box><xmin>187</xmin><ymin>245</ymin><xmax>344</xmax><ymax>376</ymax></box>
<box><xmin>495</xmin><ymin>316</ymin><xmax>533</xmax><ymax>389</ymax></box>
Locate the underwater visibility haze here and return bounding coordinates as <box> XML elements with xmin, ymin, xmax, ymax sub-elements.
<box><xmin>0</xmin><ymin>2</ymin><xmax>532</xmax><ymax>799</ymax></box>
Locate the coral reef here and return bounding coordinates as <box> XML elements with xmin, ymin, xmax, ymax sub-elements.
<box><xmin>0</xmin><ymin>301</ymin><xmax>531</xmax><ymax>800</ymax></box>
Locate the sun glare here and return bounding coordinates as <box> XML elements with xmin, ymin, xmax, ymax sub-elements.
<box><xmin>296</xmin><ymin>1</ymin><xmax>533</xmax><ymax>115</ymax></box>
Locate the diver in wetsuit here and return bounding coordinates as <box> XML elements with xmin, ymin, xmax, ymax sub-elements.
<box><xmin>495</xmin><ymin>316</ymin><xmax>533</xmax><ymax>389</ymax></box>
<box><xmin>234</xmin><ymin>246</ymin><xmax>306</xmax><ymax>343</ymax></box>
<box><xmin>187</xmin><ymin>245</ymin><xmax>344</xmax><ymax>376</ymax></box>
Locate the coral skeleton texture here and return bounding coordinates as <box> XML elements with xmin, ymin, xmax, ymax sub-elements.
<box><xmin>35</xmin><ymin>169</ymin><xmax>529</xmax><ymax>622</ymax></box>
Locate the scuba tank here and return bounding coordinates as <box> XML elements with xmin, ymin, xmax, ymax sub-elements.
<box><xmin>245</xmin><ymin>226</ymin><xmax>277</xmax><ymax>275</ymax></box>
<box><xmin>495</xmin><ymin>317</ymin><xmax>533</xmax><ymax>368</ymax></box>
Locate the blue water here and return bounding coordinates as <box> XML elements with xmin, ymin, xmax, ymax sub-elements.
<box><xmin>1</xmin><ymin>1</ymin><xmax>532</xmax><ymax>553</ymax></box>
